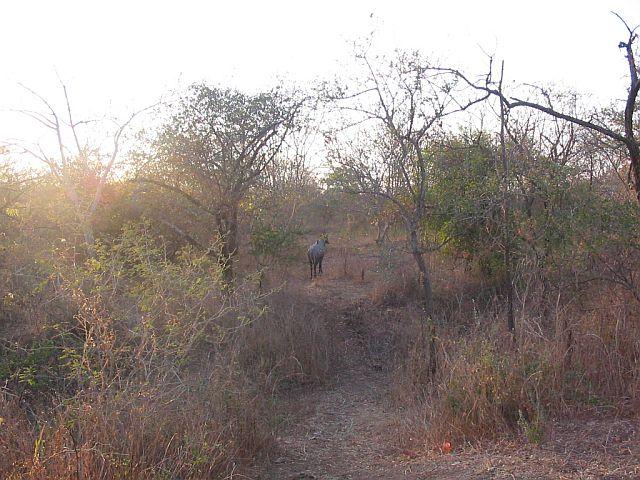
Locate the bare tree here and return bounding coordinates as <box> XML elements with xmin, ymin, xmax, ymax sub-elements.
<box><xmin>442</xmin><ymin>14</ymin><xmax>640</xmax><ymax>203</ymax></box>
<box><xmin>325</xmin><ymin>49</ymin><xmax>486</xmax><ymax>316</ymax></box>
<box><xmin>10</xmin><ymin>84</ymin><xmax>152</xmax><ymax>253</ymax></box>
<box><xmin>496</xmin><ymin>63</ymin><xmax>516</xmax><ymax>335</ymax></box>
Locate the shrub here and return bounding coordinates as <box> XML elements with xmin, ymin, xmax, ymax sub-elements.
<box><xmin>0</xmin><ymin>223</ymin><xmax>276</xmax><ymax>479</ymax></box>
<box><xmin>395</xmin><ymin>284</ymin><xmax>640</xmax><ymax>447</ymax></box>
<box><xmin>426</xmin><ymin>336</ymin><xmax>552</xmax><ymax>442</ymax></box>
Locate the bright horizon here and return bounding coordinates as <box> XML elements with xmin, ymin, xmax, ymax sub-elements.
<box><xmin>1</xmin><ymin>0</ymin><xmax>638</xmax><ymax>150</ymax></box>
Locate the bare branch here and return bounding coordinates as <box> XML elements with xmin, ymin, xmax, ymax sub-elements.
<box><xmin>131</xmin><ymin>177</ymin><xmax>219</xmax><ymax>218</ymax></box>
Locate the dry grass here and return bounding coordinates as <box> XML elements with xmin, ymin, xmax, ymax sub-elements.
<box><xmin>4</xmin><ymin>224</ymin><xmax>640</xmax><ymax>478</ymax></box>
<box><xmin>391</xmin><ymin>279</ymin><xmax>640</xmax><ymax>449</ymax></box>
<box><xmin>238</xmin><ymin>291</ymin><xmax>338</xmax><ymax>392</ymax></box>
<box><xmin>0</xmin><ymin>229</ymin><xmax>341</xmax><ymax>480</ymax></box>
<box><xmin>1</xmin><ymin>368</ymin><xmax>270</xmax><ymax>479</ymax></box>
<box><xmin>0</xmin><ymin>297</ymin><xmax>337</xmax><ymax>479</ymax></box>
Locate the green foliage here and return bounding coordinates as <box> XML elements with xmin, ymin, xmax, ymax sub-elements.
<box><xmin>0</xmin><ymin>330</ymin><xmax>90</xmax><ymax>398</ymax></box>
<box><xmin>80</xmin><ymin>222</ymin><xmax>239</xmax><ymax>366</ymax></box>
<box><xmin>425</xmin><ymin>133</ymin><xmax>506</xmax><ymax>278</ymax></box>
<box><xmin>151</xmin><ymin>84</ymin><xmax>301</xmax><ymax>202</ymax></box>
<box><xmin>249</xmin><ymin>221</ymin><xmax>303</xmax><ymax>266</ymax></box>
<box><xmin>425</xmin><ymin>130</ymin><xmax>640</xmax><ymax>296</ymax></box>
<box><xmin>517</xmin><ymin>408</ymin><xmax>544</xmax><ymax>445</ymax></box>
<box><xmin>0</xmin><ymin>340</ymin><xmax>53</xmax><ymax>389</ymax></box>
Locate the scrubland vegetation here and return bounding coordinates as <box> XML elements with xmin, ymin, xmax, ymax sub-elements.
<box><xmin>2</xmin><ymin>18</ymin><xmax>640</xmax><ymax>479</ymax></box>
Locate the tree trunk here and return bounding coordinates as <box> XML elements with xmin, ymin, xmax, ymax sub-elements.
<box><xmin>81</xmin><ymin>222</ymin><xmax>96</xmax><ymax>257</ymax></box>
<box><xmin>409</xmin><ymin>228</ymin><xmax>432</xmax><ymax>314</ymax></box>
<box><xmin>555</xmin><ymin>290</ymin><xmax>574</xmax><ymax>372</ymax></box>
<box><xmin>627</xmin><ymin>143</ymin><xmax>640</xmax><ymax>204</ymax></box>
<box><xmin>375</xmin><ymin>219</ymin><xmax>390</xmax><ymax>244</ymax></box>
<box><xmin>622</xmin><ymin>39</ymin><xmax>640</xmax><ymax>203</ymax></box>
<box><xmin>82</xmin><ymin>227</ymin><xmax>94</xmax><ymax>247</ymax></box>
<box><xmin>498</xmin><ymin>65</ymin><xmax>516</xmax><ymax>337</ymax></box>
<box><xmin>214</xmin><ymin>203</ymin><xmax>239</xmax><ymax>286</ymax></box>
<box><xmin>409</xmin><ymin>226</ymin><xmax>437</xmax><ymax>378</ymax></box>
<box><xmin>504</xmin><ymin>234</ymin><xmax>515</xmax><ymax>334</ymax></box>
<box><xmin>62</xmin><ymin>180</ymin><xmax>96</xmax><ymax>256</ymax></box>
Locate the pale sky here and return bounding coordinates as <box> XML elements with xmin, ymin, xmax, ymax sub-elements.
<box><xmin>1</xmin><ymin>0</ymin><xmax>638</xmax><ymax>145</ymax></box>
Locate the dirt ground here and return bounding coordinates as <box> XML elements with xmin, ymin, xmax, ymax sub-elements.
<box><xmin>255</xmin><ymin>244</ymin><xmax>640</xmax><ymax>480</ymax></box>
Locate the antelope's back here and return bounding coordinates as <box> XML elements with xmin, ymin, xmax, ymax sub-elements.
<box><xmin>307</xmin><ymin>242</ymin><xmax>325</xmax><ymax>261</ymax></box>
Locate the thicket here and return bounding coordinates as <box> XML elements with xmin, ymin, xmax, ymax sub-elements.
<box><xmin>0</xmin><ymin>134</ymin><xmax>333</xmax><ymax>477</ymax></box>
<box><xmin>390</xmin><ymin>126</ymin><xmax>640</xmax><ymax>445</ymax></box>
<box><xmin>2</xmin><ymin>34</ymin><xmax>640</xmax><ymax>476</ymax></box>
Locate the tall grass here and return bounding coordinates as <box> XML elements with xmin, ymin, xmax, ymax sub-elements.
<box><xmin>388</xmin><ymin>266</ymin><xmax>640</xmax><ymax>447</ymax></box>
<box><xmin>0</xmin><ymin>225</ymin><xmax>338</xmax><ymax>479</ymax></box>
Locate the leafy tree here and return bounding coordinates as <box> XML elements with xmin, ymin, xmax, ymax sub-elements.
<box><xmin>139</xmin><ymin>84</ymin><xmax>303</xmax><ymax>284</ymax></box>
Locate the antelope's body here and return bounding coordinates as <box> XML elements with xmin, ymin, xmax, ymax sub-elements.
<box><xmin>307</xmin><ymin>238</ymin><xmax>328</xmax><ymax>279</ymax></box>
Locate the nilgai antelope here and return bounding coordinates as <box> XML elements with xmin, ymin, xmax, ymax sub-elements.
<box><xmin>307</xmin><ymin>236</ymin><xmax>329</xmax><ymax>279</ymax></box>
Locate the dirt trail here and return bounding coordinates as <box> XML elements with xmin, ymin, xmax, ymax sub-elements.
<box><xmin>257</xmin><ymin>274</ymin><xmax>640</xmax><ymax>479</ymax></box>
<box><xmin>257</xmin><ymin>274</ymin><xmax>480</xmax><ymax>480</ymax></box>
<box><xmin>264</xmin><ymin>363</ymin><xmax>395</xmax><ymax>479</ymax></box>
<box><xmin>256</xmin><ymin>275</ymin><xmax>402</xmax><ymax>479</ymax></box>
